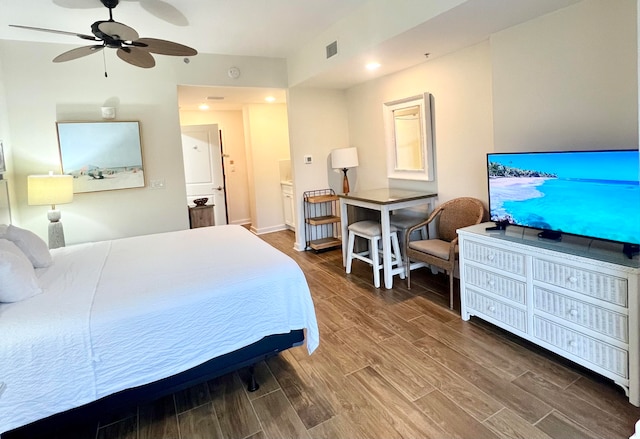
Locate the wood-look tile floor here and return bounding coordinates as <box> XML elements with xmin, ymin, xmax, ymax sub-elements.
<box><xmin>7</xmin><ymin>229</ymin><xmax>640</xmax><ymax>439</ymax></box>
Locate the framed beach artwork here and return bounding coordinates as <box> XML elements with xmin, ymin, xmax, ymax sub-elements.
<box><xmin>56</xmin><ymin>121</ymin><xmax>145</xmax><ymax>193</ymax></box>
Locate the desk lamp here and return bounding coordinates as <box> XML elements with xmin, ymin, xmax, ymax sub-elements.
<box><xmin>28</xmin><ymin>172</ymin><xmax>74</xmax><ymax>249</ymax></box>
<box><xmin>331</xmin><ymin>147</ymin><xmax>359</xmax><ymax>195</ymax></box>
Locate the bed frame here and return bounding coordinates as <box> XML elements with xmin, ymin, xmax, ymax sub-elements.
<box><xmin>5</xmin><ymin>330</ymin><xmax>304</xmax><ymax>436</ymax></box>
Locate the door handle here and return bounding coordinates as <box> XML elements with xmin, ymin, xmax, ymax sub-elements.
<box><xmin>215</xmin><ymin>186</ymin><xmax>223</xmax><ymax>191</ymax></box>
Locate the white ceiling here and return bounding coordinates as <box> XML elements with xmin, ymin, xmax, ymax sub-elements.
<box><xmin>0</xmin><ymin>0</ymin><xmax>582</xmax><ymax>111</ymax></box>
<box><xmin>0</xmin><ymin>0</ymin><xmax>370</xmax><ymax>58</ymax></box>
<box><xmin>177</xmin><ymin>85</ymin><xmax>288</xmax><ymax>112</ymax></box>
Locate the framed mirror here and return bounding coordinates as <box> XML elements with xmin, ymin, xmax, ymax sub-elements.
<box><xmin>383</xmin><ymin>93</ymin><xmax>434</xmax><ymax>181</ymax></box>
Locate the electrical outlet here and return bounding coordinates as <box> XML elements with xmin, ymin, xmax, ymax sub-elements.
<box><xmin>304</xmin><ymin>155</ymin><xmax>313</xmax><ymax>164</ymax></box>
<box><xmin>150</xmin><ymin>179</ymin><xmax>165</xmax><ymax>189</ymax></box>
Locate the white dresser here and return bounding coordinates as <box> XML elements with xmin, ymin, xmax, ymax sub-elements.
<box><xmin>458</xmin><ymin>223</ymin><xmax>640</xmax><ymax>405</ymax></box>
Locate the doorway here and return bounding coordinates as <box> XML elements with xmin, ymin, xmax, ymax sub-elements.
<box><xmin>181</xmin><ymin>124</ymin><xmax>228</xmax><ymax>225</ymax></box>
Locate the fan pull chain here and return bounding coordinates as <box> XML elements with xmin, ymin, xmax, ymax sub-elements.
<box><xmin>103</xmin><ymin>49</ymin><xmax>108</xmax><ymax>78</ymax></box>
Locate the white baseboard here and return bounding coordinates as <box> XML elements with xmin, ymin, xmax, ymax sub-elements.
<box><xmin>251</xmin><ymin>224</ymin><xmax>288</xmax><ymax>235</ymax></box>
<box><xmin>229</xmin><ymin>218</ymin><xmax>251</xmax><ymax>226</ymax></box>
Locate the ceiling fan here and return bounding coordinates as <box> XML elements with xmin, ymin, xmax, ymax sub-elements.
<box><xmin>9</xmin><ymin>0</ymin><xmax>197</xmax><ymax>69</ymax></box>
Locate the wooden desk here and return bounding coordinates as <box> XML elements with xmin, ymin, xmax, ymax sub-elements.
<box><xmin>339</xmin><ymin>188</ymin><xmax>438</xmax><ymax>289</ymax></box>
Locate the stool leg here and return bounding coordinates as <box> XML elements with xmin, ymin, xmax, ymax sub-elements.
<box><xmin>346</xmin><ymin>231</ymin><xmax>356</xmax><ymax>274</ymax></box>
<box><xmin>406</xmin><ymin>253</ymin><xmax>412</xmax><ymax>289</ymax></box>
<box><xmin>391</xmin><ymin>232</ymin><xmax>405</xmax><ymax>279</ymax></box>
<box><xmin>371</xmin><ymin>236</ymin><xmax>381</xmax><ymax>288</ymax></box>
<box><xmin>448</xmin><ymin>270</ymin><xmax>454</xmax><ymax>310</ymax></box>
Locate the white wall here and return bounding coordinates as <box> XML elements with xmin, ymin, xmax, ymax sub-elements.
<box><xmin>286</xmin><ymin>87</ymin><xmax>350</xmax><ymax>251</ymax></box>
<box><xmin>0</xmin><ymin>39</ymin><xmax>287</xmax><ymax>244</ymax></box>
<box><xmin>340</xmin><ymin>0</ymin><xmax>637</xmax><ymax>211</ymax></box>
<box><xmin>242</xmin><ymin>103</ymin><xmax>291</xmax><ymax>234</ymax></box>
<box><xmin>1</xmin><ymin>0</ymin><xmax>637</xmax><ymax>246</ymax></box>
<box><xmin>287</xmin><ymin>0</ymin><xmax>466</xmax><ymax>87</ymax></box>
<box><xmin>179</xmin><ymin>109</ymin><xmax>251</xmax><ymax>225</ymax></box>
<box><xmin>492</xmin><ymin>0</ymin><xmax>638</xmax><ymax>151</ymax></box>
<box><xmin>0</xmin><ymin>46</ymin><xmax>13</xmax><ymax>223</ymax></box>
<box><xmin>345</xmin><ymin>41</ymin><xmax>493</xmax><ymax>204</ymax></box>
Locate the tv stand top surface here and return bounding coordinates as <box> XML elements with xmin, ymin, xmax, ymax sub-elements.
<box><xmin>463</xmin><ymin>222</ymin><xmax>640</xmax><ymax>269</ymax></box>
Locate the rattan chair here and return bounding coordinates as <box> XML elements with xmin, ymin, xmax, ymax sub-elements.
<box><xmin>404</xmin><ymin>197</ymin><xmax>485</xmax><ymax>309</ymax></box>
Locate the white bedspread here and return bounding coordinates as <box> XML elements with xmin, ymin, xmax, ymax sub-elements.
<box><xmin>0</xmin><ymin>225</ymin><xmax>318</xmax><ymax>434</ymax></box>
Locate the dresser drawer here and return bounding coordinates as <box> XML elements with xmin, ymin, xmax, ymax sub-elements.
<box><xmin>465</xmin><ymin>289</ymin><xmax>527</xmax><ymax>333</ymax></box>
<box><xmin>532</xmin><ymin>259</ymin><xmax>628</xmax><ymax>306</ymax></box>
<box><xmin>463</xmin><ymin>241</ymin><xmax>526</xmax><ymax>276</ymax></box>
<box><xmin>533</xmin><ymin>316</ymin><xmax>628</xmax><ymax>378</ymax></box>
<box><xmin>464</xmin><ymin>265</ymin><xmax>526</xmax><ymax>304</ymax></box>
<box><xmin>533</xmin><ymin>287</ymin><xmax>628</xmax><ymax>342</ymax></box>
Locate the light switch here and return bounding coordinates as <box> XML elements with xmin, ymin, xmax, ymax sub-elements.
<box><xmin>150</xmin><ymin>179</ymin><xmax>165</xmax><ymax>189</ymax></box>
<box><xmin>304</xmin><ymin>155</ymin><xmax>313</xmax><ymax>164</ymax></box>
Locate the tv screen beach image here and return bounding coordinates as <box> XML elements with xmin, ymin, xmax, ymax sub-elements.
<box><xmin>488</xmin><ymin>150</ymin><xmax>640</xmax><ymax>245</ymax></box>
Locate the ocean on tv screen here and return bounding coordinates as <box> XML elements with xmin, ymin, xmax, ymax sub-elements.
<box><xmin>488</xmin><ymin>150</ymin><xmax>640</xmax><ymax>245</ymax></box>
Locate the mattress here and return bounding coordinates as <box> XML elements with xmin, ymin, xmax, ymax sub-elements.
<box><xmin>0</xmin><ymin>225</ymin><xmax>319</xmax><ymax>434</ymax></box>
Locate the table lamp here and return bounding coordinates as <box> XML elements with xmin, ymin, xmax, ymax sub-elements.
<box><xmin>331</xmin><ymin>147</ymin><xmax>359</xmax><ymax>195</ymax></box>
<box><xmin>28</xmin><ymin>172</ymin><xmax>74</xmax><ymax>249</ymax></box>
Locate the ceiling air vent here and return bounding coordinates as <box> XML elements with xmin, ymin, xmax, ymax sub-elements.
<box><xmin>326</xmin><ymin>41</ymin><xmax>338</xmax><ymax>59</ymax></box>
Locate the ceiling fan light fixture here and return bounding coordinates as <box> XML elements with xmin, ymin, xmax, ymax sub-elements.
<box><xmin>96</xmin><ymin>21</ymin><xmax>139</xmax><ymax>41</ymax></box>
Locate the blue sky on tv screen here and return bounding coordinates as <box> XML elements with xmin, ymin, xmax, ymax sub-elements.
<box><xmin>488</xmin><ymin>150</ymin><xmax>639</xmax><ymax>182</ymax></box>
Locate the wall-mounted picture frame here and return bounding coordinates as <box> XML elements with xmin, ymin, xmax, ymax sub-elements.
<box><xmin>0</xmin><ymin>140</ymin><xmax>6</xmax><ymax>174</ymax></box>
<box><xmin>56</xmin><ymin>121</ymin><xmax>145</xmax><ymax>194</ymax></box>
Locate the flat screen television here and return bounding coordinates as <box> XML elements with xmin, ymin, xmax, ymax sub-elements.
<box><xmin>487</xmin><ymin>149</ymin><xmax>640</xmax><ymax>251</ymax></box>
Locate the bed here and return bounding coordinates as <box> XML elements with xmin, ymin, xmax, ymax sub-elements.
<box><xmin>0</xmin><ymin>225</ymin><xmax>319</xmax><ymax>435</ymax></box>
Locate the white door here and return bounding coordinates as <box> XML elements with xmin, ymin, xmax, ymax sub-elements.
<box><xmin>181</xmin><ymin>124</ymin><xmax>228</xmax><ymax>225</ymax></box>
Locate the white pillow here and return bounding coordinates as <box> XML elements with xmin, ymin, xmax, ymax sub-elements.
<box><xmin>0</xmin><ymin>239</ymin><xmax>42</xmax><ymax>303</ymax></box>
<box><xmin>5</xmin><ymin>224</ymin><xmax>52</xmax><ymax>268</ymax></box>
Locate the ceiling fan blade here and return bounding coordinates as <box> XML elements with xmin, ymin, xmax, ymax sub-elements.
<box><xmin>117</xmin><ymin>47</ymin><xmax>155</xmax><ymax>68</ymax></box>
<box><xmin>134</xmin><ymin>38</ymin><xmax>197</xmax><ymax>56</ymax></box>
<box><xmin>52</xmin><ymin>0</ymin><xmax>101</xmax><ymax>8</ymax></box>
<box><xmin>54</xmin><ymin>0</ymin><xmax>188</xmax><ymax>26</ymax></box>
<box><xmin>53</xmin><ymin>45</ymin><xmax>104</xmax><ymax>63</ymax></box>
<box><xmin>138</xmin><ymin>0</ymin><xmax>189</xmax><ymax>26</ymax></box>
<box><xmin>97</xmin><ymin>21</ymin><xmax>139</xmax><ymax>41</ymax></box>
<box><xmin>9</xmin><ymin>24</ymin><xmax>99</xmax><ymax>42</ymax></box>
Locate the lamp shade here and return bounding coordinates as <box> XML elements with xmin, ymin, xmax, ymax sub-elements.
<box><xmin>28</xmin><ymin>174</ymin><xmax>74</xmax><ymax>207</ymax></box>
<box><xmin>331</xmin><ymin>147</ymin><xmax>359</xmax><ymax>169</ymax></box>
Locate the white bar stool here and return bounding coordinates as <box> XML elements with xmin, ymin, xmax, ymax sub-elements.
<box><xmin>389</xmin><ymin>212</ymin><xmax>428</xmax><ymax>247</ymax></box>
<box><xmin>345</xmin><ymin>220</ymin><xmax>404</xmax><ymax>288</ymax></box>
<box><xmin>390</xmin><ymin>212</ymin><xmax>429</xmax><ymax>272</ymax></box>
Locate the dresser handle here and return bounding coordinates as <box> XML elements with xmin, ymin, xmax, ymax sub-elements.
<box><xmin>568</xmin><ymin>276</ymin><xmax>577</xmax><ymax>283</ymax></box>
<box><xmin>487</xmin><ymin>254</ymin><xmax>495</xmax><ymax>261</ymax></box>
<box><xmin>568</xmin><ymin>340</ymin><xmax>577</xmax><ymax>348</ymax></box>
<box><xmin>488</xmin><ymin>279</ymin><xmax>495</xmax><ymax>287</ymax></box>
<box><xmin>488</xmin><ymin>305</ymin><xmax>496</xmax><ymax>313</ymax></box>
<box><xmin>569</xmin><ymin>309</ymin><xmax>578</xmax><ymax>317</ymax></box>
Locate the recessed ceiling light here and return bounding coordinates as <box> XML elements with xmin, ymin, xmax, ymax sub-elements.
<box><xmin>265</xmin><ymin>96</ymin><xmax>276</xmax><ymax>103</ymax></box>
<box><xmin>366</xmin><ymin>62</ymin><xmax>381</xmax><ymax>71</ymax></box>
<box><xmin>198</xmin><ymin>103</ymin><xmax>210</xmax><ymax>110</ymax></box>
